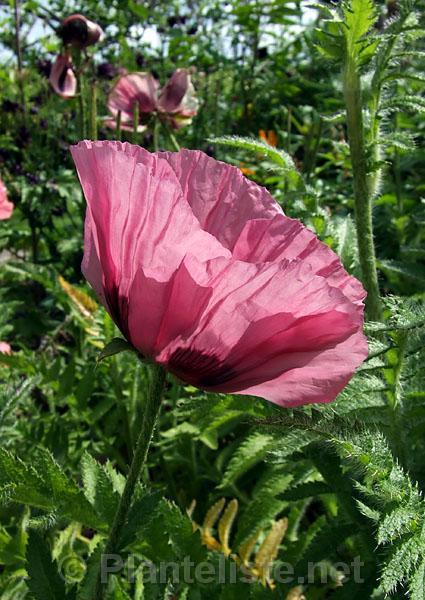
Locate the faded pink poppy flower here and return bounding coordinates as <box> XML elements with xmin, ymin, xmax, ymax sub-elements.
<box><xmin>49</xmin><ymin>54</ymin><xmax>77</xmax><ymax>99</ymax></box>
<box><xmin>58</xmin><ymin>14</ymin><xmax>103</xmax><ymax>49</ymax></box>
<box><xmin>107</xmin><ymin>69</ymin><xmax>198</xmax><ymax>131</ymax></box>
<box><xmin>0</xmin><ymin>178</ymin><xmax>13</xmax><ymax>220</ymax></box>
<box><xmin>71</xmin><ymin>141</ymin><xmax>368</xmax><ymax>407</ymax></box>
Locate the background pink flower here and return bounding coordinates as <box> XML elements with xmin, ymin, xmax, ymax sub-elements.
<box><xmin>0</xmin><ymin>342</ymin><xmax>12</xmax><ymax>355</ymax></box>
<box><xmin>71</xmin><ymin>141</ymin><xmax>368</xmax><ymax>408</ymax></box>
<box><xmin>0</xmin><ymin>178</ymin><xmax>13</xmax><ymax>220</ymax></box>
<box><xmin>107</xmin><ymin>69</ymin><xmax>198</xmax><ymax>131</ymax></box>
<box><xmin>49</xmin><ymin>54</ymin><xmax>77</xmax><ymax>99</ymax></box>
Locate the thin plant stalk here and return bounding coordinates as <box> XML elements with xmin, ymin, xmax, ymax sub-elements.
<box><xmin>93</xmin><ymin>363</ymin><xmax>166</xmax><ymax>600</ymax></box>
<box><xmin>90</xmin><ymin>81</ymin><xmax>98</xmax><ymax>140</ymax></box>
<box><xmin>115</xmin><ymin>110</ymin><xmax>122</xmax><ymax>141</ymax></box>
<box><xmin>153</xmin><ymin>117</ymin><xmax>160</xmax><ymax>152</ymax></box>
<box><xmin>77</xmin><ymin>74</ymin><xmax>87</xmax><ymax>139</ymax></box>
<box><xmin>163</xmin><ymin>122</ymin><xmax>180</xmax><ymax>151</ymax></box>
<box><xmin>13</xmin><ymin>0</ymin><xmax>26</xmax><ymax>121</ymax></box>
<box><xmin>343</xmin><ymin>61</ymin><xmax>382</xmax><ymax>321</ymax></box>
<box><xmin>132</xmin><ymin>103</ymin><xmax>139</xmax><ymax>144</ymax></box>
<box><xmin>75</xmin><ymin>50</ymin><xmax>87</xmax><ymax>139</ymax></box>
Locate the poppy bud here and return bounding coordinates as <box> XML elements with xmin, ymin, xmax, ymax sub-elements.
<box><xmin>58</xmin><ymin>14</ymin><xmax>103</xmax><ymax>49</ymax></box>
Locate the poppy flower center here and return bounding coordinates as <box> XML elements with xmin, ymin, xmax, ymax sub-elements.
<box><xmin>167</xmin><ymin>347</ymin><xmax>237</xmax><ymax>388</ymax></box>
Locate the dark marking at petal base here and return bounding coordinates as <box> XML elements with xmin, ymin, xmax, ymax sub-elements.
<box><xmin>167</xmin><ymin>347</ymin><xmax>237</xmax><ymax>388</ymax></box>
<box><xmin>104</xmin><ymin>282</ymin><xmax>130</xmax><ymax>339</ymax></box>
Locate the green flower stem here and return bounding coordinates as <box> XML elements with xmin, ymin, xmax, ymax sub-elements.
<box><xmin>93</xmin><ymin>363</ymin><xmax>166</xmax><ymax>600</ymax></box>
<box><xmin>343</xmin><ymin>61</ymin><xmax>382</xmax><ymax>321</ymax></box>
<box><xmin>90</xmin><ymin>81</ymin><xmax>98</xmax><ymax>141</ymax></box>
<box><xmin>153</xmin><ymin>117</ymin><xmax>160</xmax><ymax>152</ymax></box>
<box><xmin>115</xmin><ymin>110</ymin><xmax>122</xmax><ymax>141</ymax></box>
<box><xmin>132</xmin><ymin>103</ymin><xmax>139</xmax><ymax>144</ymax></box>
<box><xmin>76</xmin><ymin>70</ymin><xmax>87</xmax><ymax>139</ymax></box>
<box><xmin>165</xmin><ymin>124</ymin><xmax>181</xmax><ymax>151</ymax></box>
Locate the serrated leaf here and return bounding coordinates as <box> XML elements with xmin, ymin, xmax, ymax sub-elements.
<box><xmin>379</xmin><ymin>537</ymin><xmax>424</xmax><ymax>594</ymax></box>
<box><xmin>280</xmin><ymin>481</ymin><xmax>331</xmax><ymax>501</ymax></box>
<box><xmin>0</xmin><ymin>448</ymin><xmax>103</xmax><ymax>529</ymax></box>
<box><xmin>343</xmin><ymin>0</ymin><xmax>377</xmax><ymax>62</ymax></box>
<box><xmin>219</xmin><ymin>431</ymin><xmax>277</xmax><ymax>488</ymax></box>
<box><xmin>410</xmin><ymin>559</ymin><xmax>425</xmax><ymax>600</ymax></box>
<box><xmin>234</xmin><ymin>496</ymin><xmax>284</xmax><ymax>548</ymax></box>
<box><xmin>208</xmin><ymin>135</ymin><xmax>299</xmax><ymax>178</ymax></box>
<box><xmin>81</xmin><ymin>453</ymin><xmax>120</xmax><ymax>523</ymax></box>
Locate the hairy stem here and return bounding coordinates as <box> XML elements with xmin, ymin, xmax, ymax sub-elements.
<box><xmin>343</xmin><ymin>61</ymin><xmax>382</xmax><ymax>321</ymax></box>
<box><xmin>93</xmin><ymin>364</ymin><xmax>166</xmax><ymax>599</ymax></box>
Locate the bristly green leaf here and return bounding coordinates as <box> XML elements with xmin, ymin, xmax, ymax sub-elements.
<box><xmin>0</xmin><ymin>448</ymin><xmax>103</xmax><ymax>530</ymax></box>
<box><xmin>81</xmin><ymin>453</ymin><xmax>120</xmax><ymax>524</ymax></box>
<box><xmin>208</xmin><ymin>135</ymin><xmax>299</xmax><ymax>178</ymax></box>
<box><xmin>410</xmin><ymin>559</ymin><xmax>425</xmax><ymax>600</ymax></box>
<box><xmin>342</xmin><ymin>0</ymin><xmax>377</xmax><ymax>62</ymax></box>
<box><xmin>219</xmin><ymin>431</ymin><xmax>277</xmax><ymax>489</ymax></box>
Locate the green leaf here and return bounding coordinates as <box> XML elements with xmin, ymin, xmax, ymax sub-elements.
<box><xmin>120</xmin><ymin>490</ymin><xmax>205</xmax><ymax>563</ymax></box>
<box><xmin>97</xmin><ymin>338</ymin><xmax>135</xmax><ymax>364</ymax></box>
<box><xmin>219</xmin><ymin>431</ymin><xmax>277</xmax><ymax>488</ymax></box>
<box><xmin>208</xmin><ymin>135</ymin><xmax>299</xmax><ymax>179</ymax></box>
<box><xmin>279</xmin><ymin>481</ymin><xmax>332</xmax><ymax>501</ymax></box>
<box><xmin>410</xmin><ymin>559</ymin><xmax>425</xmax><ymax>600</ymax></box>
<box><xmin>0</xmin><ymin>448</ymin><xmax>103</xmax><ymax>529</ymax></box>
<box><xmin>81</xmin><ymin>453</ymin><xmax>120</xmax><ymax>523</ymax></box>
<box><xmin>342</xmin><ymin>0</ymin><xmax>377</xmax><ymax>62</ymax></box>
<box><xmin>26</xmin><ymin>531</ymin><xmax>66</xmax><ymax>600</ymax></box>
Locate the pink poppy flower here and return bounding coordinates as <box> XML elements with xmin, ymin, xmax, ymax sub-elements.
<box><xmin>49</xmin><ymin>54</ymin><xmax>77</xmax><ymax>99</ymax></box>
<box><xmin>0</xmin><ymin>178</ymin><xmax>13</xmax><ymax>220</ymax></box>
<box><xmin>107</xmin><ymin>69</ymin><xmax>198</xmax><ymax>131</ymax></box>
<box><xmin>58</xmin><ymin>14</ymin><xmax>103</xmax><ymax>49</ymax></box>
<box><xmin>71</xmin><ymin>141</ymin><xmax>368</xmax><ymax>408</ymax></box>
<box><xmin>0</xmin><ymin>342</ymin><xmax>12</xmax><ymax>355</ymax></box>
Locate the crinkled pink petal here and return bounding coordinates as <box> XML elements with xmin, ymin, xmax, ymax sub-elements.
<box><xmin>49</xmin><ymin>54</ymin><xmax>77</xmax><ymax>99</ymax></box>
<box><xmin>71</xmin><ymin>142</ymin><xmax>368</xmax><ymax>408</ymax></box>
<box><xmin>0</xmin><ymin>179</ymin><xmax>14</xmax><ymax>220</ymax></box>
<box><xmin>71</xmin><ymin>141</ymin><xmax>230</xmax><ymax>344</ymax></box>
<box><xmin>107</xmin><ymin>73</ymin><xmax>159</xmax><ymax>120</ymax></box>
<box><xmin>232</xmin><ymin>216</ymin><xmax>366</xmax><ymax>307</ymax></box>
<box><xmin>158</xmin><ymin>69</ymin><xmax>198</xmax><ymax>116</ymax></box>
<box><xmin>156</xmin><ymin>257</ymin><xmax>367</xmax><ymax>405</ymax></box>
<box><xmin>158</xmin><ymin>150</ymin><xmax>365</xmax><ymax>307</ymax></box>
<box><xmin>158</xmin><ymin>149</ymin><xmax>282</xmax><ymax>250</ymax></box>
